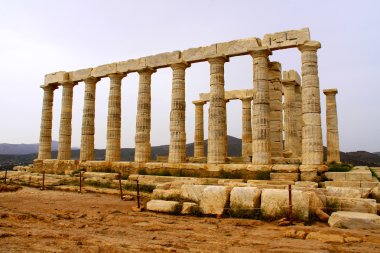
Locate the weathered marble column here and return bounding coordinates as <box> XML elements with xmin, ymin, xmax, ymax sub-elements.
<box><xmin>57</xmin><ymin>81</ymin><xmax>76</xmax><ymax>160</ymax></box>
<box><xmin>207</xmin><ymin>56</ymin><xmax>228</xmax><ymax>164</ymax></box>
<box><xmin>268</xmin><ymin>62</ymin><xmax>283</xmax><ymax>158</ymax></box>
<box><xmin>241</xmin><ymin>97</ymin><xmax>252</xmax><ymax>157</ymax></box>
<box><xmin>250</xmin><ymin>47</ymin><xmax>272</xmax><ymax>165</ymax></box>
<box><xmin>298</xmin><ymin>41</ymin><xmax>323</xmax><ymax>165</ymax></box>
<box><xmin>168</xmin><ymin>63</ymin><xmax>189</xmax><ymax>163</ymax></box>
<box><xmin>80</xmin><ymin>77</ymin><xmax>100</xmax><ymax>161</ymax></box>
<box><xmin>38</xmin><ymin>85</ymin><xmax>57</xmax><ymax>160</ymax></box>
<box><xmin>323</xmin><ymin>89</ymin><xmax>341</xmax><ymax>163</ymax></box>
<box><xmin>105</xmin><ymin>73</ymin><xmax>124</xmax><ymax>162</ymax></box>
<box><xmin>283</xmin><ymin>81</ymin><xmax>298</xmax><ymax>157</ymax></box>
<box><xmin>193</xmin><ymin>100</ymin><xmax>206</xmax><ymax>158</ymax></box>
<box><xmin>295</xmin><ymin>83</ymin><xmax>302</xmax><ymax>156</ymax></box>
<box><xmin>135</xmin><ymin>68</ymin><xmax>156</xmax><ymax>162</ymax></box>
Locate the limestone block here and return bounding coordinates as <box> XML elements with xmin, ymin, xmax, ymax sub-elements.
<box><xmin>346</xmin><ymin>171</ymin><xmax>373</xmax><ymax>181</ymax></box>
<box><xmin>328</xmin><ymin>211</ymin><xmax>380</xmax><ymax>229</ymax></box>
<box><xmin>282</xmin><ymin>70</ymin><xmax>301</xmax><ymax>84</ymax></box>
<box><xmin>44</xmin><ymin>71</ymin><xmax>69</xmax><ymax>85</ymax></box>
<box><xmin>181</xmin><ymin>202</ymin><xmax>197</xmax><ymax>215</ymax></box>
<box><xmin>69</xmin><ymin>68</ymin><xmax>93</xmax><ymax>82</ymax></box>
<box><xmin>180</xmin><ymin>184</ymin><xmax>207</xmax><ymax>203</ymax></box>
<box><xmin>247</xmin><ymin>165</ymin><xmax>272</xmax><ymax>172</ymax></box>
<box><xmin>230</xmin><ymin>187</ymin><xmax>261</xmax><ymax>213</ymax></box>
<box><xmin>327</xmin><ymin>196</ymin><xmax>377</xmax><ymax>214</ymax></box>
<box><xmin>181</xmin><ymin>44</ymin><xmax>217</xmax><ymax>63</ymax></box>
<box><xmin>247</xmin><ymin>180</ymin><xmax>294</xmax><ymax>186</ymax></box>
<box><xmin>270</xmin><ymin>173</ymin><xmax>299</xmax><ymax>181</ymax></box>
<box><xmin>294</xmin><ymin>181</ymin><xmax>318</xmax><ymax>188</ymax></box>
<box><xmin>361</xmin><ymin>181</ymin><xmax>380</xmax><ymax>188</ymax></box>
<box><xmin>271</xmin><ymin>165</ymin><xmax>299</xmax><ymax>173</ymax></box>
<box><xmin>92</xmin><ymin>63</ymin><xmax>117</xmax><ymax>77</ymax></box>
<box><xmin>325</xmin><ymin>172</ymin><xmax>346</xmax><ymax>181</ymax></box>
<box><xmin>152</xmin><ymin>189</ymin><xmax>181</xmax><ymax>200</ymax></box>
<box><xmin>199</xmin><ymin>186</ymin><xmax>230</xmax><ymax>215</ymax></box>
<box><xmin>370</xmin><ymin>187</ymin><xmax>380</xmax><ymax>203</ymax></box>
<box><xmin>117</xmin><ymin>58</ymin><xmax>146</xmax><ymax>73</ymax></box>
<box><xmin>146</xmin><ymin>200</ymin><xmax>180</xmax><ymax>213</ymax></box>
<box><xmin>262</xmin><ymin>28</ymin><xmax>310</xmax><ymax>50</ymax></box>
<box><xmin>300</xmin><ymin>171</ymin><xmax>318</xmax><ymax>182</ymax></box>
<box><xmin>352</xmin><ymin>166</ymin><xmax>370</xmax><ymax>171</ymax></box>
<box><xmin>324</xmin><ymin>181</ymin><xmax>361</xmax><ymax>188</ymax></box>
<box><xmin>143</xmin><ymin>51</ymin><xmax>181</xmax><ymax>68</ymax></box>
<box><xmin>84</xmin><ymin>172</ymin><xmax>119</xmax><ymax>180</ymax></box>
<box><xmin>325</xmin><ymin>186</ymin><xmax>362</xmax><ymax>198</ymax></box>
<box><xmin>260</xmin><ymin>189</ymin><xmax>309</xmax><ymax>221</ymax></box>
<box><xmin>216</xmin><ymin>37</ymin><xmax>261</xmax><ymax>57</ymax></box>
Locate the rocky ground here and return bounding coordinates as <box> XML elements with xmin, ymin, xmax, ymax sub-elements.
<box><xmin>1</xmin><ymin>186</ymin><xmax>380</xmax><ymax>253</ymax></box>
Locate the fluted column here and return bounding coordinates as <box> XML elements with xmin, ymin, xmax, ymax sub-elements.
<box><xmin>207</xmin><ymin>56</ymin><xmax>228</xmax><ymax>164</ymax></box>
<box><xmin>268</xmin><ymin>62</ymin><xmax>283</xmax><ymax>158</ymax></box>
<box><xmin>135</xmin><ymin>68</ymin><xmax>156</xmax><ymax>162</ymax></box>
<box><xmin>105</xmin><ymin>73</ymin><xmax>124</xmax><ymax>162</ymax></box>
<box><xmin>241</xmin><ymin>97</ymin><xmax>252</xmax><ymax>157</ymax></box>
<box><xmin>57</xmin><ymin>81</ymin><xmax>76</xmax><ymax>160</ymax></box>
<box><xmin>323</xmin><ymin>89</ymin><xmax>340</xmax><ymax>163</ymax></box>
<box><xmin>193</xmin><ymin>100</ymin><xmax>206</xmax><ymax>158</ymax></box>
<box><xmin>250</xmin><ymin>48</ymin><xmax>272</xmax><ymax>165</ymax></box>
<box><xmin>295</xmin><ymin>84</ymin><xmax>302</xmax><ymax>156</ymax></box>
<box><xmin>38</xmin><ymin>85</ymin><xmax>57</xmax><ymax>159</ymax></box>
<box><xmin>298</xmin><ymin>41</ymin><xmax>323</xmax><ymax>165</ymax></box>
<box><xmin>80</xmin><ymin>77</ymin><xmax>100</xmax><ymax>161</ymax></box>
<box><xmin>168</xmin><ymin>63</ymin><xmax>190</xmax><ymax>163</ymax></box>
<box><xmin>283</xmin><ymin>81</ymin><xmax>297</xmax><ymax>157</ymax></box>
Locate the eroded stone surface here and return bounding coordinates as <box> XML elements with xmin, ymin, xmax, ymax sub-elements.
<box><xmin>328</xmin><ymin>211</ymin><xmax>380</xmax><ymax>229</ymax></box>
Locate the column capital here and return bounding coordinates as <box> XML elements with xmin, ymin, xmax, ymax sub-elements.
<box><xmin>240</xmin><ymin>96</ymin><xmax>253</xmax><ymax>102</ymax></box>
<box><xmin>59</xmin><ymin>80</ymin><xmax>77</xmax><ymax>88</ymax></box>
<box><xmin>249</xmin><ymin>47</ymin><xmax>272</xmax><ymax>58</ymax></box>
<box><xmin>40</xmin><ymin>84</ymin><xmax>58</xmax><ymax>91</ymax></box>
<box><xmin>298</xmin><ymin>40</ymin><xmax>321</xmax><ymax>52</ymax></box>
<box><xmin>84</xmin><ymin>76</ymin><xmax>100</xmax><ymax>84</ymax></box>
<box><xmin>207</xmin><ymin>55</ymin><xmax>229</xmax><ymax>64</ymax></box>
<box><xmin>108</xmin><ymin>72</ymin><xmax>125</xmax><ymax>81</ymax></box>
<box><xmin>138</xmin><ymin>67</ymin><xmax>156</xmax><ymax>75</ymax></box>
<box><xmin>282</xmin><ymin>80</ymin><xmax>297</xmax><ymax>87</ymax></box>
<box><xmin>170</xmin><ymin>62</ymin><xmax>190</xmax><ymax>70</ymax></box>
<box><xmin>193</xmin><ymin>100</ymin><xmax>207</xmax><ymax>106</ymax></box>
<box><xmin>323</xmin><ymin>88</ymin><xmax>338</xmax><ymax>96</ymax></box>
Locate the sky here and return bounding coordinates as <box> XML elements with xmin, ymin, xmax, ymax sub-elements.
<box><xmin>0</xmin><ymin>0</ymin><xmax>379</xmax><ymax>152</ymax></box>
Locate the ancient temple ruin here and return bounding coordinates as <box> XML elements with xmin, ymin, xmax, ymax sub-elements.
<box><xmin>34</xmin><ymin>28</ymin><xmax>341</xmax><ymax>181</ymax></box>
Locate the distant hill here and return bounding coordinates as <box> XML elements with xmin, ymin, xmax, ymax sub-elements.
<box><xmin>0</xmin><ymin>141</ymin><xmax>59</xmax><ymax>155</ymax></box>
<box><xmin>0</xmin><ymin>136</ymin><xmax>379</xmax><ymax>167</ymax></box>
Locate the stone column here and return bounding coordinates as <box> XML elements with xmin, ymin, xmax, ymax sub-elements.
<box><xmin>207</xmin><ymin>56</ymin><xmax>228</xmax><ymax>164</ymax></box>
<box><xmin>193</xmin><ymin>100</ymin><xmax>206</xmax><ymax>158</ymax></box>
<box><xmin>168</xmin><ymin>63</ymin><xmax>189</xmax><ymax>163</ymax></box>
<box><xmin>80</xmin><ymin>77</ymin><xmax>100</xmax><ymax>161</ymax></box>
<box><xmin>295</xmin><ymin>84</ymin><xmax>302</xmax><ymax>156</ymax></box>
<box><xmin>135</xmin><ymin>68</ymin><xmax>156</xmax><ymax>162</ymax></box>
<box><xmin>250</xmin><ymin>48</ymin><xmax>272</xmax><ymax>165</ymax></box>
<box><xmin>283</xmin><ymin>81</ymin><xmax>298</xmax><ymax>157</ymax></box>
<box><xmin>298</xmin><ymin>41</ymin><xmax>323</xmax><ymax>166</ymax></box>
<box><xmin>57</xmin><ymin>81</ymin><xmax>76</xmax><ymax>160</ymax></box>
<box><xmin>105</xmin><ymin>73</ymin><xmax>124</xmax><ymax>162</ymax></box>
<box><xmin>268</xmin><ymin>62</ymin><xmax>283</xmax><ymax>158</ymax></box>
<box><xmin>38</xmin><ymin>85</ymin><xmax>57</xmax><ymax>160</ymax></box>
<box><xmin>241</xmin><ymin>97</ymin><xmax>252</xmax><ymax>157</ymax></box>
<box><xmin>323</xmin><ymin>89</ymin><xmax>341</xmax><ymax>163</ymax></box>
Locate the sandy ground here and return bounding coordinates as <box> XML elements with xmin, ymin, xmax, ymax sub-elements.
<box><xmin>1</xmin><ymin>187</ymin><xmax>380</xmax><ymax>253</ymax></box>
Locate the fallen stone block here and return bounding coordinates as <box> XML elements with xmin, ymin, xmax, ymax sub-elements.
<box><xmin>327</xmin><ymin>196</ymin><xmax>377</xmax><ymax>214</ymax></box>
<box><xmin>325</xmin><ymin>186</ymin><xmax>362</xmax><ymax>198</ymax></box>
<box><xmin>328</xmin><ymin>211</ymin><xmax>380</xmax><ymax>229</ymax></box>
<box><xmin>230</xmin><ymin>187</ymin><xmax>261</xmax><ymax>217</ymax></box>
<box><xmin>324</xmin><ymin>181</ymin><xmax>360</xmax><ymax>188</ymax></box>
<box><xmin>180</xmin><ymin>184</ymin><xmax>207</xmax><ymax>203</ymax></box>
<box><xmin>152</xmin><ymin>189</ymin><xmax>181</xmax><ymax>201</ymax></box>
<box><xmin>199</xmin><ymin>186</ymin><xmax>230</xmax><ymax>215</ymax></box>
<box><xmin>181</xmin><ymin>202</ymin><xmax>197</xmax><ymax>215</ymax></box>
<box><xmin>146</xmin><ymin>200</ymin><xmax>180</xmax><ymax>214</ymax></box>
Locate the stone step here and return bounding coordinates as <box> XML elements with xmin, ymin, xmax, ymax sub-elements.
<box><xmin>325</xmin><ymin>186</ymin><xmax>370</xmax><ymax>198</ymax></box>
<box><xmin>271</xmin><ymin>164</ymin><xmax>299</xmax><ymax>173</ymax></box>
<box><xmin>270</xmin><ymin>172</ymin><xmax>299</xmax><ymax>181</ymax></box>
<box><xmin>325</xmin><ymin>171</ymin><xmax>373</xmax><ymax>181</ymax></box>
<box><xmin>146</xmin><ymin>200</ymin><xmax>180</xmax><ymax>213</ymax></box>
<box><xmin>328</xmin><ymin>211</ymin><xmax>380</xmax><ymax>229</ymax></box>
<box><xmin>323</xmin><ymin>181</ymin><xmax>379</xmax><ymax>188</ymax></box>
<box><xmin>247</xmin><ymin>180</ymin><xmax>295</xmax><ymax>185</ymax></box>
<box><xmin>326</xmin><ymin>196</ymin><xmax>377</xmax><ymax>214</ymax></box>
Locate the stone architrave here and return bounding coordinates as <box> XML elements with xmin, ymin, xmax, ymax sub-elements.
<box><xmin>207</xmin><ymin>56</ymin><xmax>228</xmax><ymax>164</ymax></box>
<box><xmin>38</xmin><ymin>85</ymin><xmax>57</xmax><ymax>159</ymax></box>
<box><xmin>80</xmin><ymin>77</ymin><xmax>100</xmax><ymax>161</ymax></box>
<box><xmin>193</xmin><ymin>100</ymin><xmax>206</xmax><ymax>158</ymax></box>
<box><xmin>135</xmin><ymin>68</ymin><xmax>156</xmax><ymax>162</ymax></box>
<box><xmin>283</xmin><ymin>80</ymin><xmax>297</xmax><ymax>157</ymax></box>
<box><xmin>57</xmin><ymin>81</ymin><xmax>76</xmax><ymax>160</ymax></box>
<box><xmin>241</xmin><ymin>97</ymin><xmax>252</xmax><ymax>157</ymax></box>
<box><xmin>323</xmin><ymin>89</ymin><xmax>341</xmax><ymax>163</ymax></box>
<box><xmin>268</xmin><ymin>62</ymin><xmax>283</xmax><ymax>158</ymax></box>
<box><xmin>298</xmin><ymin>41</ymin><xmax>323</xmax><ymax>165</ymax></box>
<box><xmin>250</xmin><ymin>47</ymin><xmax>272</xmax><ymax>165</ymax></box>
<box><xmin>105</xmin><ymin>73</ymin><xmax>124</xmax><ymax>162</ymax></box>
<box><xmin>168</xmin><ymin>63</ymin><xmax>190</xmax><ymax>163</ymax></box>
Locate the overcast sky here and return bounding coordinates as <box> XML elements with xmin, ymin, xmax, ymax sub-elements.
<box><xmin>0</xmin><ymin>0</ymin><xmax>379</xmax><ymax>152</ymax></box>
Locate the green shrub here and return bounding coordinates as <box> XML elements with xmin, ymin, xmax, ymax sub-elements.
<box><xmin>370</xmin><ymin>168</ymin><xmax>379</xmax><ymax>179</ymax></box>
<box><xmin>328</xmin><ymin>162</ymin><xmax>353</xmax><ymax>172</ymax></box>
<box><xmin>70</xmin><ymin>168</ymin><xmax>86</xmax><ymax>176</ymax></box>
<box><xmin>84</xmin><ymin>180</ymin><xmax>113</xmax><ymax>189</ymax></box>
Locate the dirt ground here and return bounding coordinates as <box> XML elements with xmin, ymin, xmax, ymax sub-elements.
<box><xmin>1</xmin><ymin>187</ymin><xmax>380</xmax><ymax>253</ymax></box>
